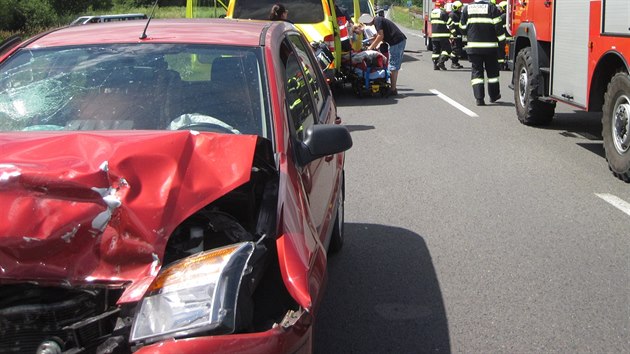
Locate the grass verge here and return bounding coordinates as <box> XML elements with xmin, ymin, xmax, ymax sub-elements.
<box><xmin>389</xmin><ymin>5</ymin><xmax>423</xmax><ymax>32</ymax></box>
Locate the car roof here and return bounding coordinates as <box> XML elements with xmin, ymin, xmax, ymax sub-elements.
<box><xmin>25</xmin><ymin>19</ymin><xmax>279</xmax><ymax>48</ymax></box>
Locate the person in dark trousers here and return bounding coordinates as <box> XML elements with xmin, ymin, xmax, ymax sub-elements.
<box><xmin>446</xmin><ymin>1</ymin><xmax>464</xmax><ymax>69</ymax></box>
<box><xmin>358</xmin><ymin>13</ymin><xmax>407</xmax><ymax>96</ymax></box>
<box><xmin>460</xmin><ymin>0</ymin><xmax>503</xmax><ymax>106</ymax></box>
<box><xmin>430</xmin><ymin>1</ymin><xmax>451</xmax><ymax>70</ymax></box>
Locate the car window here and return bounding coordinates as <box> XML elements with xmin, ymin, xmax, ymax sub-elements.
<box><xmin>0</xmin><ymin>44</ymin><xmax>269</xmax><ymax>137</ymax></box>
<box><xmin>287</xmin><ymin>34</ymin><xmax>328</xmax><ymax>119</ymax></box>
<box><xmin>282</xmin><ymin>41</ymin><xmax>315</xmax><ymax>141</ymax></box>
<box><xmin>232</xmin><ymin>0</ymin><xmax>325</xmax><ymax>23</ymax></box>
<box><xmin>335</xmin><ymin>0</ymin><xmax>373</xmax><ymax>18</ymax></box>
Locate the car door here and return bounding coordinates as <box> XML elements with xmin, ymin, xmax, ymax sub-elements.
<box><xmin>285</xmin><ymin>33</ymin><xmax>340</xmax><ymax>246</ymax></box>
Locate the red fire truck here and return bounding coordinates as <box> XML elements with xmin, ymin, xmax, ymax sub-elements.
<box><xmin>508</xmin><ymin>0</ymin><xmax>630</xmax><ymax>182</ymax></box>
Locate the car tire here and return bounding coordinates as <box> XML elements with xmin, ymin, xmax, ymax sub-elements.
<box><xmin>328</xmin><ymin>175</ymin><xmax>345</xmax><ymax>253</ymax></box>
<box><xmin>514</xmin><ymin>47</ymin><xmax>555</xmax><ymax>125</ymax></box>
<box><xmin>602</xmin><ymin>72</ymin><xmax>630</xmax><ymax>182</ymax></box>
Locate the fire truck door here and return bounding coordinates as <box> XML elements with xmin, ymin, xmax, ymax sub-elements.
<box><xmin>602</xmin><ymin>0</ymin><xmax>630</xmax><ymax>35</ymax></box>
<box><xmin>550</xmin><ymin>0</ymin><xmax>590</xmax><ymax>107</ymax></box>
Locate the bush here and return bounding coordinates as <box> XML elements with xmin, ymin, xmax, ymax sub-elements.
<box><xmin>1</xmin><ymin>0</ymin><xmax>59</xmax><ymax>32</ymax></box>
<box><xmin>0</xmin><ymin>0</ymin><xmax>190</xmax><ymax>39</ymax></box>
<box><xmin>48</xmin><ymin>0</ymin><xmax>113</xmax><ymax>15</ymax></box>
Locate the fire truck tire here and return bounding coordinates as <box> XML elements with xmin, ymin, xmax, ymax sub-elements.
<box><xmin>514</xmin><ymin>47</ymin><xmax>555</xmax><ymax>126</ymax></box>
<box><xmin>602</xmin><ymin>73</ymin><xmax>630</xmax><ymax>182</ymax></box>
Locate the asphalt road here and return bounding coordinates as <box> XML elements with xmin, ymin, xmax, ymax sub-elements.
<box><xmin>314</xmin><ymin>25</ymin><xmax>630</xmax><ymax>353</ymax></box>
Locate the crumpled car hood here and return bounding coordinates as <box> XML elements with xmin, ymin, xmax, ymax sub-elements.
<box><xmin>0</xmin><ymin>131</ymin><xmax>260</xmax><ymax>297</ymax></box>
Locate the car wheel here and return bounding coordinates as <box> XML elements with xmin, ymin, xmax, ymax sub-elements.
<box><xmin>602</xmin><ymin>73</ymin><xmax>630</xmax><ymax>182</ymax></box>
<box><xmin>514</xmin><ymin>47</ymin><xmax>555</xmax><ymax>125</ymax></box>
<box><xmin>328</xmin><ymin>176</ymin><xmax>345</xmax><ymax>253</ymax></box>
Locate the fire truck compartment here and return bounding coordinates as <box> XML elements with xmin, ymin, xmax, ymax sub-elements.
<box><xmin>550</xmin><ymin>0</ymin><xmax>590</xmax><ymax>107</ymax></box>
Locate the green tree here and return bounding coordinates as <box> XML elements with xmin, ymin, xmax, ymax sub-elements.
<box><xmin>49</xmin><ymin>0</ymin><xmax>114</xmax><ymax>14</ymax></box>
<box><xmin>1</xmin><ymin>0</ymin><xmax>58</xmax><ymax>32</ymax></box>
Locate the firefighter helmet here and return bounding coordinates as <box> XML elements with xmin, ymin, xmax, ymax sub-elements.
<box><xmin>498</xmin><ymin>1</ymin><xmax>508</xmax><ymax>10</ymax></box>
<box><xmin>452</xmin><ymin>1</ymin><xmax>463</xmax><ymax>10</ymax></box>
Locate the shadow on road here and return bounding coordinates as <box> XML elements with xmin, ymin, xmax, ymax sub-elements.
<box><xmin>540</xmin><ymin>111</ymin><xmax>605</xmax><ymax>158</ymax></box>
<box><xmin>402</xmin><ymin>52</ymin><xmax>420</xmax><ymax>62</ymax></box>
<box><xmin>334</xmin><ymin>90</ymin><xmax>435</xmax><ymax>106</ymax></box>
<box><xmin>314</xmin><ymin>223</ymin><xmax>450</xmax><ymax>354</ymax></box>
<box><xmin>333</xmin><ymin>91</ymin><xmax>397</xmax><ymax>106</ymax></box>
<box><xmin>540</xmin><ymin>110</ymin><xmax>602</xmax><ymax>137</ymax></box>
<box><xmin>345</xmin><ymin>124</ymin><xmax>375</xmax><ymax>133</ymax></box>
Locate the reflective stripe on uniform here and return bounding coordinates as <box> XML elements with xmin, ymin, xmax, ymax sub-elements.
<box><xmin>467</xmin><ymin>41</ymin><xmax>498</xmax><ymax>48</ymax></box>
<box><xmin>432</xmin><ymin>33</ymin><xmax>451</xmax><ymax>38</ymax></box>
<box><xmin>487</xmin><ymin>77</ymin><xmax>500</xmax><ymax>83</ymax></box>
<box><xmin>471</xmin><ymin>78</ymin><xmax>485</xmax><ymax>85</ymax></box>
<box><xmin>431</xmin><ymin>20</ymin><xmax>447</xmax><ymax>24</ymax></box>
<box><xmin>441</xmin><ymin>51</ymin><xmax>449</xmax><ymax>56</ymax></box>
<box><xmin>497</xmin><ymin>34</ymin><xmax>506</xmax><ymax>41</ymax></box>
<box><xmin>467</xmin><ymin>17</ymin><xmax>495</xmax><ymax>24</ymax></box>
<box><xmin>289</xmin><ymin>97</ymin><xmax>302</xmax><ymax>109</ymax></box>
<box><xmin>337</xmin><ymin>16</ymin><xmax>349</xmax><ymax>41</ymax></box>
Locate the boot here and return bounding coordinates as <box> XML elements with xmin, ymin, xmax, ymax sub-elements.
<box><xmin>438</xmin><ymin>57</ymin><xmax>448</xmax><ymax>70</ymax></box>
<box><xmin>451</xmin><ymin>62</ymin><xmax>463</xmax><ymax>69</ymax></box>
<box><xmin>433</xmin><ymin>60</ymin><xmax>440</xmax><ymax>70</ymax></box>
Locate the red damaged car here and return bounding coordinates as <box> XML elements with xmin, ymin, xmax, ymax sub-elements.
<box><xmin>0</xmin><ymin>18</ymin><xmax>351</xmax><ymax>353</ymax></box>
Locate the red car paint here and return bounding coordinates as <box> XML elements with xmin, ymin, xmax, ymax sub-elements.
<box><xmin>0</xmin><ymin>131</ymin><xmax>257</xmax><ymax>299</ymax></box>
<box><xmin>0</xmin><ymin>19</ymin><xmax>350</xmax><ymax>353</ymax></box>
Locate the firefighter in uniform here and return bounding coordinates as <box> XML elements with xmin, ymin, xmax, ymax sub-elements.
<box><xmin>497</xmin><ymin>1</ymin><xmax>510</xmax><ymax>70</ymax></box>
<box><xmin>447</xmin><ymin>1</ymin><xmax>464</xmax><ymax>69</ymax></box>
<box><xmin>430</xmin><ymin>1</ymin><xmax>451</xmax><ymax>70</ymax></box>
<box><xmin>460</xmin><ymin>0</ymin><xmax>503</xmax><ymax>106</ymax></box>
<box><xmin>495</xmin><ymin>1</ymin><xmax>508</xmax><ymax>70</ymax></box>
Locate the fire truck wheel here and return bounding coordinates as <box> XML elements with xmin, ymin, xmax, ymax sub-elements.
<box><xmin>602</xmin><ymin>73</ymin><xmax>630</xmax><ymax>182</ymax></box>
<box><xmin>514</xmin><ymin>47</ymin><xmax>555</xmax><ymax>126</ymax></box>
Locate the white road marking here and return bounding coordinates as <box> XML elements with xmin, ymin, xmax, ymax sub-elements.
<box><xmin>429</xmin><ymin>89</ymin><xmax>479</xmax><ymax>118</ymax></box>
<box><xmin>595</xmin><ymin>193</ymin><xmax>630</xmax><ymax>217</ymax></box>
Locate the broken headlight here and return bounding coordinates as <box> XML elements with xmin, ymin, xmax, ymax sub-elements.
<box><xmin>130</xmin><ymin>242</ymin><xmax>255</xmax><ymax>344</ymax></box>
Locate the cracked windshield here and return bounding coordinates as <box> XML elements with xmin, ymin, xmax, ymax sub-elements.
<box><xmin>0</xmin><ymin>44</ymin><xmax>267</xmax><ymax>136</ymax></box>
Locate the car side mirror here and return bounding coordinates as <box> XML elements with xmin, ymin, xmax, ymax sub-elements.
<box><xmin>297</xmin><ymin>125</ymin><xmax>352</xmax><ymax>166</ymax></box>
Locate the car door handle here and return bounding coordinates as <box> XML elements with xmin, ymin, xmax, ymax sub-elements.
<box><xmin>544</xmin><ymin>0</ymin><xmax>551</xmax><ymax>7</ymax></box>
